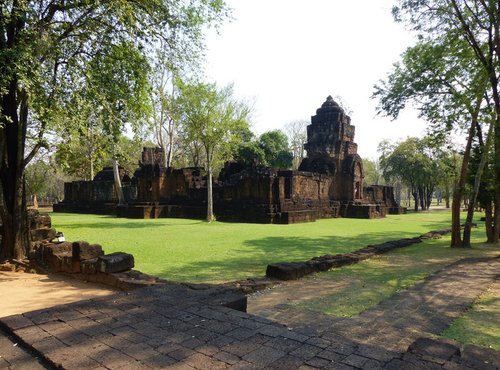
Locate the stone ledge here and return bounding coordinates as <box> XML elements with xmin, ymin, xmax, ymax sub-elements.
<box><xmin>266</xmin><ymin>229</ymin><xmax>450</xmax><ymax>281</ymax></box>
<box><xmin>407</xmin><ymin>337</ymin><xmax>499</xmax><ymax>370</ymax></box>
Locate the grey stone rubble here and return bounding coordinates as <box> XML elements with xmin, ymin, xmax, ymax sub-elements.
<box><xmin>0</xmin><ymin>256</ymin><xmax>499</xmax><ymax>370</ymax></box>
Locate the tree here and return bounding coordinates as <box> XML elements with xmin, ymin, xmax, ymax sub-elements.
<box><xmin>362</xmin><ymin>158</ymin><xmax>384</xmax><ymax>186</ymax></box>
<box><xmin>391</xmin><ymin>0</ymin><xmax>500</xmax><ymax>243</ymax></box>
<box><xmin>258</xmin><ymin>130</ymin><xmax>293</xmax><ymax>169</ymax></box>
<box><xmin>235</xmin><ymin>141</ymin><xmax>266</xmax><ymax>167</ymax></box>
<box><xmin>178</xmin><ymin>81</ymin><xmax>251</xmax><ymax>222</ymax></box>
<box><xmin>0</xmin><ymin>1</ymin><xmax>228</xmax><ymax>259</ymax></box>
<box><xmin>284</xmin><ymin>120</ymin><xmax>308</xmax><ymax>169</ymax></box>
<box><xmin>373</xmin><ymin>34</ymin><xmax>493</xmax><ymax>246</ymax></box>
<box><xmin>55</xmin><ymin>124</ymin><xmax>108</xmax><ymax>181</ymax></box>
<box><xmin>380</xmin><ymin>137</ymin><xmax>440</xmax><ymax>211</ymax></box>
<box><xmin>25</xmin><ymin>156</ymin><xmax>67</xmax><ymax>205</ymax></box>
<box><xmin>148</xmin><ymin>46</ymin><xmax>185</xmax><ymax>168</ymax></box>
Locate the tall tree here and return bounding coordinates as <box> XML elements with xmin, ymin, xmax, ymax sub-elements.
<box><xmin>392</xmin><ymin>0</ymin><xmax>500</xmax><ymax>243</ymax></box>
<box><xmin>178</xmin><ymin>81</ymin><xmax>251</xmax><ymax>222</ymax></box>
<box><xmin>0</xmin><ymin>0</ymin><xmax>229</xmax><ymax>259</ymax></box>
<box><xmin>380</xmin><ymin>137</ymin><xmax>440</xmax><ymax>211</ymax></box>
<box><xmin>373</xmin><ymin>35</ymin><xmax>493</xmax><ymax>246</ymax></box>
<box><xmin>284</xmin><ymin>120</ymin><xmax>307</xmax><ymax>170</ymax></box>
<box><xmin>363</xmin><ymin>158</ymin><xmax>384</xmax><ymax>186</ymax></box>
<box><xmin>148</xmin><ymin>46</ymin><xmax>185</xmax><ymax>168</ymax></box>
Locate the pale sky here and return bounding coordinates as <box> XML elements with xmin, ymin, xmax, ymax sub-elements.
<box><xmin>205</xmin><ymin>0</ymin><xmax>428</xmax><ymax>160</ymax></box>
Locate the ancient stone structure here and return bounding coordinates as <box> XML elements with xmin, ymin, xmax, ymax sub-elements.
<box><xmin>55</xmin><ymin>96</ymin><xmax>405</xmax><ymax>223</ymax></box>
<box><xmin>53</xmin><ymin>166</ymin><xmax>136</xmax><ymax>214</ymax></box>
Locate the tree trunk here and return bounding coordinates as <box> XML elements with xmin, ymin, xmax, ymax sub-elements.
<box><xmin>206</xmin><ymin>154</ymin><xmax>214</xmax><ymax>222</ymax></box>
<box><xmin>0</xmin><ymin>87</ymin><xmax>30</xmax><ymax>260</ymax></box>
<box><xmin>485</xmin><ymin>202</ymin><xmax>494</xmax><ymax>243</ymax></box>
<box><xmin>112</xmin><ymin>158</ymin><xmax>125</xmax><ymax>205</ymax></box>
<box><xmin>493</xmin><ymin>108</ymin><xmax>500</xmax><ymax>243</ymax></box>
<box><xmin>426</xmin><ymin>186</ymin><xmax>433</xmax><ymax>210</ymax></box>
<box><xmin>90</xmin><ymin>155</ymin><xmax>94</xmax><ymax>180</ymax></box>
<box><xmin>462</xmin><ymin>123</ymin><xmax>493</xmax><ymax>247</ymax></box>
<box><xmin>445</xmin><ymin>182</ymin><xmax>451</xmax><ymax>208</ymax></box>
<box><xmin>451</xmin><ymin>110</ymin><xmax>478</xmax><ymax>247</ymax></box>
<box><xmin>412</xmin><ymin>188</ymin><xmax>419</xmax><ymax>211</ymax></box>
<box><xmin>418</xmin><ymin>187</ymin><xmax>425</xmax><ymax>210</ymax></box>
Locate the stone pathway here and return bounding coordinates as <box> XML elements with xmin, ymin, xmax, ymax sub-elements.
<box><xmin>0</xmin><ymin>257</ymin><xmax>498</xmax><ymax>369</ymax></box>
<box><xmin>0</xmin><ymin>326</ymin><xmax>52</xmax><ymax>369</ymax></box>
<box><xmin>251</xmin><ymin>257</ymin><xmax>500</xmax><ymax>352</ymax></box>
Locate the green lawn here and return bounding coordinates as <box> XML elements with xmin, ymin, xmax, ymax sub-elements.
<box><xmin>52</xmin><ymin>209</ymin><xmax>457</xmax><ymax>283</ymax></box>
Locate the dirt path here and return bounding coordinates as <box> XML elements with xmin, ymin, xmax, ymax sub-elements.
<box><xmin>0</xmin><ymin>271</ymin><xmax>117</xmax><ymax>318</ymax></box>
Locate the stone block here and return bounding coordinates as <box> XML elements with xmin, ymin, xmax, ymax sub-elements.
<box><xmin>72</xmin><ymin>241</ymin><xmax>104</xmax><ymax>261</ymax></box>
<box><xmin>97</xmin><ymin>252</ymin><xmax>134</xmax><ymax>273</ymax></box>
<box><xmin>42</xmin><ymin>243</ymin><xmax>75</xmax><ymax>272</ymax></box>
<box><xmin>307</xmin><ymin>258</ymin><xmax>336</xmax><ymax>271</ymax></box>
<box><xmin>266</xmin><ymin>262</ymin><xmax>314</xmax><ymax>280</ymax></box>
<box><xmin>80</xmin><ymin>258</ymin><xmax>99</xmax><ymax>274</ymax></box>
<box><xmin>29</xmin><ymin>213</ymin><xmax>52</xmax><ymax>229</ymax></box>
<box><xmin>30</xmin><ymin>228</ymin><xmax>56</xmax><ymax>242</ymax></box>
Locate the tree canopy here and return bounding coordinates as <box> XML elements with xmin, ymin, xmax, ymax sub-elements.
<box><xmin>0</xmin><ymin>0</ymin><xmax>229</xmax><ymax>259</ymax></box>
<box><xmin>377</xmin><ymin>0</ymin><xmax>500</xmax><ymax>245</ymax></box>
<box><xmin>177</xmin><ymin>81</ymin><xmax>251</xmax><ymax>221</ymax></box>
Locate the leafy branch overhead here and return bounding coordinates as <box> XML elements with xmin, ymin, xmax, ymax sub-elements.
<box><xmin>0</xmin><ymin>0</ymin><xmax>231</xmax><ymax>258</ymax></box>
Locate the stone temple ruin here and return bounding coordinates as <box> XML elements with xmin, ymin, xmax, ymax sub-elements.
<box><xmin>54</xmin><ymin>96</ymin><xmax>405</xmax><ymax>223</ymax></box>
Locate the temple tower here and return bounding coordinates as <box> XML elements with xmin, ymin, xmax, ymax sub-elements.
<box><xmin>299</xmin><ymin>96</ymin><xmax>363</xmax><ymax>201</ymax></box>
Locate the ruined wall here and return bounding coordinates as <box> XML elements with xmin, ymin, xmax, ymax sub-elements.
<box><xmin>55</xmin><ymin>96</ymin><xmax>406</xmax><ymax>222</ymax></box>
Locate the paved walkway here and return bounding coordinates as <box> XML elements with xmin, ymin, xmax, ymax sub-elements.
<box><xmin>0</xmin><ymin>326</ymin><xmax>52</xmax><ymax>369</ymax></box>
<box><xmin>0</xmin><ymin>257</ymin><xmax>499</xmax><ymax>369</ymax></box>
<box><xmin>251</xmin><ymin>257</ymin><xmax>500</xmax><ymax>351</ymax></box>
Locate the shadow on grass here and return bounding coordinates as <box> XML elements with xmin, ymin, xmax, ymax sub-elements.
<box><xmin>152</xmin><ymin>230</ymin><xmax>433</xmax><ymax>283</ymax></box>
<box><xmin>53</xmin><ymin>214</ymin><xmax>205</xmax><ymax>230</ymax></box>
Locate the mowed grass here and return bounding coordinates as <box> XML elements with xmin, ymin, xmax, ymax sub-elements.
<box><xmin>51</xmin><ymin>210</ymin><xmax>453</xmax><ymax>283</ymax></box>
<box><xmin>442</xmin><ymin>281</ymin><xmax>500</xmax><ymax>350</ymax></box>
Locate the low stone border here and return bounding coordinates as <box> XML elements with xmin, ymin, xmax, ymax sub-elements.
<box><xmin>266</xmin><ymin>228</ymin><xmax>453</xmax><ymax>281</ymax></box>
<box><xmin>406</xmin><ymin>337</ymin><xmax>499</xmax><ymax>370</ymax></box>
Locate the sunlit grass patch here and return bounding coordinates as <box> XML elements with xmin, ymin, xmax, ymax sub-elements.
<box><xmin>442</xmin><ymin>283</ymin><xmax>500</xmax><ymax>351</ymax></box>
<box><xmin>51</xmin><ymin>210</ymin><xmax>454</xmax><ymax>283</ymax></box>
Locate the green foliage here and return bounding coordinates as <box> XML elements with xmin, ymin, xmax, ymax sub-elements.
<box><xmin>55</xmin><ymin>133</ymin><xmax>143</xmax><ymax>180</ymax></box>
<box><xmin>24</xmin><ymin>157</ymin><xmax>67</xmax><ymax>201</ymax></box>
<box><xmin>87</xmin><ymin>41</ymin><xmax>152</xmax><ymax>139</ymax></box>
<box><xmin>258</xmin><ymin>130</ymin><xmax>293</xmax><ymax>169</ymax></box>
<box><xmin>380</xmin><ymin>137</ymin><xmax>450</xmax><ymax>210</ymax></box>
<box><xmin>178</xmin><ymin>81</ymin><xmax>252</xmax><ymax>170</ymax></box>
<box><xmin>373</xmin><ymin>35</ymin><xmax>490</xmax><ymax>137</ymax></box>
<box><xmin>235</xmin><ymin>141</ymin><xmax>266</xmax><ymax>167</ymax></box>
<box><xmin>362</xmin><ymin>158</ymin><xmax>384</xmax><ymax>186</ymax></box>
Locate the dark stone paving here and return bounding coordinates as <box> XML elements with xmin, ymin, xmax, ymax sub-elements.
<box><xmin>261</xmin><ymin>257</ymin><xmax>500</xmax><ymax>351</ymax></box>
<box><xmin>0</xmin><ymin>258</ymin><xmax>499</xmax><ymax>369</ymax></box>
<box><xmin>0</xmin><ymin>326</ymin><xmax>53</xmax><ymax>369</ymax></box>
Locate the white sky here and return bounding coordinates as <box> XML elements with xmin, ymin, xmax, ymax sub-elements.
<box><xmin>204</xmin><ymin>0</ymin><xmax>428</xmax><ymax>160</ymax></box>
